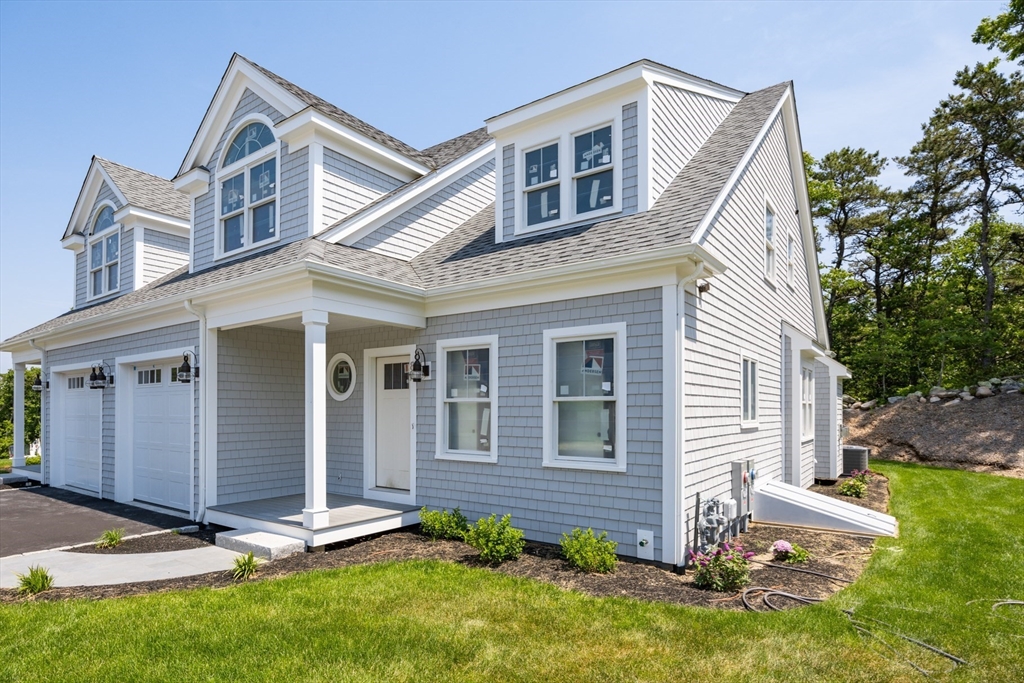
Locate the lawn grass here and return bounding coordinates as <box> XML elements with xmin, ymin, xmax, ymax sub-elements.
<box><xmin>0</xmin><ymin>462</ymin><xmax>1021</xmax><ymax>682</ymax></box>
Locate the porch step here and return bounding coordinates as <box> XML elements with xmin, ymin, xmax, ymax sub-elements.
<box><xmin>215</xmin><ymin>528</ymin><xmax>306</xmax><ymax>560</ymax></box>
<box><xmin>0</xmin><ymin>474</ymin><xmax>29</xmax><ymax>486</ymax></box>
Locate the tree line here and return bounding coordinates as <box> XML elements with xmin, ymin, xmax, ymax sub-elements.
<box><xmin>806</xmin><ymin>3</ymin><xmax>1024</xmax><ymax>400</ymax></box>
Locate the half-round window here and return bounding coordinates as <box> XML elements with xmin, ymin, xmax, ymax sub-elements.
<box><xmin>93</xmin><ymin>206</ymin><xmax>115</xmax><ymax>234</ymax></box>
<box><xmin>327</xmin><ymin>353</ymin><xmax>357</xmax><ymax>401</ymax></box>
<box><xmin>224</xmin><ymin>122</ymin><xmax>275</xmax><ymax>167</ymax></box>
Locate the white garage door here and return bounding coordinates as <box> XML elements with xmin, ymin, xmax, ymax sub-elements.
<box><xmin>63</xmin><ymin>375</ymin><xmax>101</xmax><ymax>493</ymax></box>
<box><xmin>133</xmin><ymin>366</ymin><xmax>191</xmax><ymax>511</ymax></box>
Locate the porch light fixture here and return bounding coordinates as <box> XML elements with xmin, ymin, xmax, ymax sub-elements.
<box><xmin>177</xmin><ymin>351</ymin><xmax>199</xmax><ymax>384</ymax></box>
<box><xmin>407</xmin><ymin>348</ymin><xmax>430</xmax><ymax>383</ymax></box>
<box><xmin>89</xmin><ymin>362</ymin><xmax>113</xmax><ymax>389</ymax></box>
<box><xmin>31</xmin><ymin>375</ymin><xmax>47</xmax><ymax>392</ymax></box>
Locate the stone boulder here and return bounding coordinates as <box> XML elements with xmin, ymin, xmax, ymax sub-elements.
<box><xmin>975</xmin><ymin>386</ymin><xmax>994</xmax><ymax>398</ymax></box>
<box><xmin>888</xmin><ymin>396</ymin><xmax>905</xmax><ymax>404</ymax></box>
<box><xmin>860</xmin><ymin>399</ymin><xmax>878</xmax><ymax>410</ymax></box>
<box><xmin>944</xmin><ymin>398</ymin><xmax>962</xmax><ymax>406</ymax></box>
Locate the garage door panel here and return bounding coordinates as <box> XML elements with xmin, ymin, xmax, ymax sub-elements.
<box><xmin>133</xmin><ymin>369</ymin><xmax>191</xmax><ymax>511</ymax></box>
<box><xmin>64</xmin><ymin>387</ymin><xmax>101</xmax><ymax>493</ymax></box>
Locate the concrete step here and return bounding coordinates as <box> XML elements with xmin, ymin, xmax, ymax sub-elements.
<box><xmin>0</xmin><ymin>474</ymin><xmax>29</xmax><ymax>486</ymax></box>
<box><xmin>215</xmin><ymin>528</ymin><xmax>305</xmax><ymax>560</ymax></box>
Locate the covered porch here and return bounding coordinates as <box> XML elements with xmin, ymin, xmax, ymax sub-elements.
<box><xmin>197</xmin><ymin>274</ymin><xmax>426</xmax><ymax>547</ymax></box>
<box><xmin>206</xmin><ymin>493</ymin><xmax>420</xmax><ymax>546</ymax></box>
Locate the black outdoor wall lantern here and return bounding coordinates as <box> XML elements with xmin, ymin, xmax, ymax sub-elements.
<box><xmin>31</xmin><ymin>375</ymin><xmax>47</xmax><ymax>392</ymax></box>
<box><xmin>178</xmin><ymin>351</ymin><xmax>199</xmax><ymax>384</ymax></box>
<box><xmin>89</xmin><ymin>362</ymin><xmax>113</xmax><ymax>389</ymax></box>
<box><xmin>407</xmin><ymin>348</ymin><xmax>430</xmax><ymax>382</ymax></box>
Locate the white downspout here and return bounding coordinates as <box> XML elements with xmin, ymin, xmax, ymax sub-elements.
<box><xmin>28</xmin><ymin>339</ymin><xmax>46</xmax><ymax>485</ymax></box>
<box><xmin>675</xmin><ymin>259</ymin><xmax>705</xmax><ymax>564</ymax></box>
<box><xmin>184</xmin><ymin>300</ymin><xmax>207</xmax><ymax>523</ymax></box>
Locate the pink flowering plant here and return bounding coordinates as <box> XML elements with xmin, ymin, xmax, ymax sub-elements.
<box><xmin>770</xmin><ymin>539</ymin><xmax>810</xmax><ymax>564</ymax></box>
<box><xmin>691</xmin><ymin>542</ymin><xmax>755</xmax><ymax>591</ymax></box>
<box><xmin>849</xmin><ymin>469</ymin><xmax>873</xmax><ymax>484</ymax></box>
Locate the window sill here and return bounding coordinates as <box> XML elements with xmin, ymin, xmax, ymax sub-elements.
<box><xmin>214</xmin><ymin>234</ymin><xmax>282</xmax><ymax>262</ymax></box>
<box><xmin>435</xmin><ymin>451</ymin><xmax>497</xmax><ymax>464</ymax></box>
<box><xmin>801</xmin><ymin>435</ymin><xmax>814</xmax><ymax>444</ymax></box>
<box><xmin>542</xmin><ymin>459</ymin><xmax>626</xmax><ymax>474</ymax></box>
<box><xmin>516</xmin><ymin>206</ymin><xmax>622</xmax><ymax>238</ymax></box>
<box><xmin>740</xmin><ymin>422</ymin><xmax>759</xmax><ymax>431</ymax></box>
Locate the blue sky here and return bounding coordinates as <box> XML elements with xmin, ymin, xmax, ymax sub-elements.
<box><xmin>0</xmin><ymin>0</ymin><xmax>1006</xmax><ymax>370</ymax></box>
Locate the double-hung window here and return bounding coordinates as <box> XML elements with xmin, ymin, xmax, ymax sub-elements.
<box><xmin>88</xmin><ymin>206</ymin><xmax>119</xmax><ymax>299</ymax></box>
<box><xmin>764</xmin><ymin>203</ymin><xmax>776</xmax><ymax>281</ymax></box>
<box><xmin>573</xmin><ymin>125</ymin><xmax>613</xmax><ymax>216</ymax></box>
<box><xmin>524</xmin><ymin>142</ymin><xmax>560</xmax><ymax>227</ymax></box>
<box><xmin>801</xmin><ymin>365</ymin><xmax>814</xmax><ymax>440</ymax></box>
<box><xmin>219</xmin><ymin>121</ymin><xmax>278</xmax><ymax>256</ymax></box>
<box><xmin>436</xmin><ymin>336</ymin><xmax>498</xmax><ymax>463</ymax></box>
<box><xmin>543</xmin><ymin>323</ymin><xmax>627</xmax><ymax>472</ymax></box>
<box><xmin>787</xmin><ymin>235</ymin><xmax>795</xmax><ymax>287</ymax></box>
<box><xmin>741</xmin><ymin>356</ymin><xmax>758</xmax><ymax>426</ymax></box>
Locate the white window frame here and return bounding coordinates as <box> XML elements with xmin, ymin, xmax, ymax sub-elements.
<box><xmin>435</xmin><ymin>335</ymin><xmax>498</xmax><ymax>463</ymax></box>
<box><xmin>787</xmin><ymin>234</ymin><xmax>795</xmax><ymax>288</ymax></box>
<box><xmin>214</xmin><ymin>115</ymin><xmax>282</xmax><ymax>261</ymax></box>
<box><xmin>327</xmin><ymin>352</ymin><xmax>357</xmax><ymax>402</ymax></box>
<box><xmin>87</xmin><ymin>205</ymin><xmax>121</xmax><ymax>301</ymax></box>
<box><xmin>764</xmin><ymin>196</ymin><xmax>776</xmax><ymax>284</ymax></box>
<box><xmin>542</xmin><ymin>322</ymin><xmax>627</xmax><ymax>473</ymax></box>
<box><xmin>740</xmin><ymin>354</ymin><xmax>759</xmax><ymax>428</ymax></box>
<box><xmin>801</xmin><ymin>364</ymin><xmax>814</xmax><ymax>441</ymax></box>
<box><xmin>515</xmin><ymin>115</ymin><xmax>622</xmax><ymax>236</ymax></box>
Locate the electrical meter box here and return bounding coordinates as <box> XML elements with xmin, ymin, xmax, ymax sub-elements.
<box><xmin>731</xmin><ymin>459</ymin><xmax>754</xmax><ymax>532</ymax></box>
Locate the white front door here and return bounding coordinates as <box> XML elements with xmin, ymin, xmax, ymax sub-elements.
<box><xmin>133</xmin><ymin>366</ymin><xmax>191</xmax><ymax>510</ymax></box>
<box><xmin>376</xmin><ymin>356</ymin><xmax>410</xmax><ymax>491</ymax></box>
<box><xmin>63</xmin><ymin>376</ymin><xmax>101</xmax><ymax>493</ymax></box>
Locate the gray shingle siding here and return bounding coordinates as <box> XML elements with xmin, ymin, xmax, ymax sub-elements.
<box><xmin>120</xmin><ymin>227</ymin><xmax>134</xmax><ymax>294</ymax></box>
<box><xmin>142</xmin><ymin>229</ymin><xmax>189</xmax><ymax>285</ymax></box>
<box><xmin>279</xmin><ymin>142</ymin><xmax>309</xmax><ymax>243</ymax></box>
<box><xmin>622</xmin><ymin>101</ymin><xmax>639</xmax><ymax>215</ymax></box>
<box><xmin>41</xmin><ymin>323</ymin><xmax>199</xmax><ymax>508</ymax></box>
<box><xmin>354</xmin><ymin>158</ymin><xmax>495</xmax><ymax>260</ymax></box>
<box><xmin>501</xmin><ymin>144</ymin><xmax>515</xmax><ymax>241</ymax></box>
<box><xmin>208</xmin><ymin>88</ymin><xmax>286</xmax><ymax>171</ymax></box>
<box><xmin>74</xmin><ymin>251</ymin><xmax>87</xmax><ymax>308</ymax></box>
<box><xmin>217</xmin><ymin>326</ymin><xmax>305</xmax><ymax>504</ymax></box>
<box><xmin>318</xmin><ymin>287</ymin><xmax>665</xmax><ymax>559</ymax></box>
<box><xmin>94</xmin><ymin>180</ymin><xmax>123</xmax><ymax>212</ymax></box>
<box><xmin>814</xmin><ymin>360</ymin><xmax>831</xmax><ymax>480</ymax></box>
<box><xmin>322</xmin><ymin>148</ymin><xmax>403</xmax><ymax>230</ymax></box>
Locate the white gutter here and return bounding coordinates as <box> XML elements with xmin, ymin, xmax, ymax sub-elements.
<box><xmin>184</xmin><ymin>300</ymin><xmax>207</xmax><ymax>523</ymax></box>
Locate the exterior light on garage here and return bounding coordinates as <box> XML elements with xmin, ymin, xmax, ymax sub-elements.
<box><xmin>89</xmin><ymin>363</ymin><xmax>113</xmax><ymax>389</ymax></box>
<box><xmin>31</xmin><ymin>375</ymin><xmax>46</xmax><ymax>392</ymax></box>
<box><xmin>178</xmin><ymin>351</ymin><xmax>199</xmax><ymax>384</ymax></box>
<box><xmin>407</xmin><ymin>348</ymin><xmax>430</xmax><ymax>383</ymax></box>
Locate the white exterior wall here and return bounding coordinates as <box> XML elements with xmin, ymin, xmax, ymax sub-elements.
<box><xmin>682</xmin><ymin>111</ymin><xmax>818</xmax><ymax>519</ymax></box>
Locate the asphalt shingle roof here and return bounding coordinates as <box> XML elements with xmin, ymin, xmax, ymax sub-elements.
<box><xmin>6</xmin><ymin>82</ymin><xmax>788</xmax><ymax>346</ymax></box>
<box><xmin>96</xmin><ymin>158</ymin><xmax>191</xmax><ymax>221</ymax></box>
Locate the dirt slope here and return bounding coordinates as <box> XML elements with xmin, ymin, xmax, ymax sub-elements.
<box><xmin>846</xmin><ymin>392</ymin><xmax>1024</xmax><ymax>478</ymax></box>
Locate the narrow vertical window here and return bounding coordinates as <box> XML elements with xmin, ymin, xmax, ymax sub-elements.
<box><xmin>787</xmin><ymin>235</ymin><xmax>795</xmax><ymax>286</ymax></box>
<box><xmin>741</xmin><ymin>357</ymin><xmax>758</xmax><ymax>424</ymax></box>
<box><xmin>764</xmin><ymin>205</ymin><xmax>776</xmax><ymax>281</ymax></box>
<box><xmin>801</xmin><ymin>366</ymin><xmax>814</xmax><ymax>439</ymax></box>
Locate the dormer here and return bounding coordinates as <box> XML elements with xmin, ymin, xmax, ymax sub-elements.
<box><xmin>486</xmin><ymin>60</ymin><xmax>744</xmax><ymax>243</ymax></box>
<box><xmin>62</xmin><ymin>157</ymin><xmax>190</xmax><ymax>309</ymax></box>
<box><xmin>175</xmin><ymin>54</ymin><xmax>433</xmax><ymax>273</ymax></box>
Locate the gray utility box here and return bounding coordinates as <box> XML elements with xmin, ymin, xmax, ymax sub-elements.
<box><xmin>842</xmin><ymin>445</ymin><xmax>870</xmax><ymax>476</ymax></box>
<box><xmin>731</xmin><ymin>459</ymin><xmax>754</xmax><ymax>533</ymax></box>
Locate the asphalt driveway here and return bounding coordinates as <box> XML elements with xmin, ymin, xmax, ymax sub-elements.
<box><xmin>0</xmin><ymin>486</ymin><xmax>187</xmax><ymax>556</ymax></box>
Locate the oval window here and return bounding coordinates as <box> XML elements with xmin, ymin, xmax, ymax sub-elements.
<box><xmin>327</xmin><ymin>353</ymin><xmax>356</xmax><ymax>401</ymax></box>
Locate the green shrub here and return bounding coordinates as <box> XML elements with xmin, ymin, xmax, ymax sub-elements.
<box><xmin>231</xmin><ymin>552</ymin><xmax>262</xmax><ymax>581</ymax></box>
<box><xmin>692</xmin><ymin>543</ymin><xmax>754</xmax><ymax>592</ymax></box>
<box><xmin>560</xmin><ymin>528</ymin><xmax>618</xmax><ymax>573</ymax></box>
<box><xmin>16</xmin><ymin>565</ymin><xmax>54</xmax><ymax>595</ymax></box>
<box><xmin>465</xmin><ymin>514</ymin><xmax>525</xmax><ymax>564</ymax></box>
<box><xmin>95</xmin><ymin>527</ymin><xmax>126</xmax><ymax>549</ymax></box>
<box><xmin>838</xmin><ymin>478</ymin><xmax>867</xmax><ymax>498</ymax></box>
<box><xmin>419</xmin><ymin>506</ymin><xmax>470</xmax><ymax>541</ymax></box>
<box><xmin>25</xmin><ymin>455</ymin><xmax>41</xmax><ymax>466</ymax></box>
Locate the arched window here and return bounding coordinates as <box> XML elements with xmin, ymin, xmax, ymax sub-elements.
<box><xmin>224</xmin><ymin>122</ymin><xmax>275</xmax><ymax>167</ymax></box>
<box><xmin>93</xmin><ymin>205</ymin><xmax>115</xmax><ymax>234</ymax></box>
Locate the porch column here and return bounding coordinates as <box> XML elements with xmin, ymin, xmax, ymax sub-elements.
<box><xmin>12</xmin><ymin>363</ymin><xmax>25</xmax><ymax>467</ymax></box>
<box><xmin>302</xmin><ymin>310</ymin><xmax>330</xmax><ymax>529</ymax></box>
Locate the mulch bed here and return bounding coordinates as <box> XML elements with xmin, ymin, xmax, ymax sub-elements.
<box><xmin>2</xmin><ymin>476</ymin><xmax>889</xmax><ymax>609</ymax></box>
<box><xmin>810</xmin><ymin>472</ymin><xmax>890</xmax><ymax>514</ymax></box>
<box><xmin>65</xmin><ymin>527</ymin><xmax>220</xmax><ymax>554</ymax></box>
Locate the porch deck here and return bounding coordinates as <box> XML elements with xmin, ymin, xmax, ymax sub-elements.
<box><xmin>9</xmin><ymin>464</ymin><xmax>41</xmax><ymax>480</ymax></box>
<box><xmin>205</xmin><ymin>493</ymin><xmax>420</xmax><ymax>547</ymax></box>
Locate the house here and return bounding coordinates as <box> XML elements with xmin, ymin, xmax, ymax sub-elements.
<box><xmin>2</xmin><ymin>55</ymin><xmax>851</xmax><ymax>566</ymax></box>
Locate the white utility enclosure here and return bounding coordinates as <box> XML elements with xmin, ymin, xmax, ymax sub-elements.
<box><xmin>752</xmin><ymin>481</ymin><xmax>897</xmax><ymax>537</ymax></box>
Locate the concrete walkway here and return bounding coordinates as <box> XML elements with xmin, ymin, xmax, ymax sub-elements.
<box><xmin>0</xmin><ymin>546</ymin><xmax>242</xmax><ymax>588</ymax></box>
